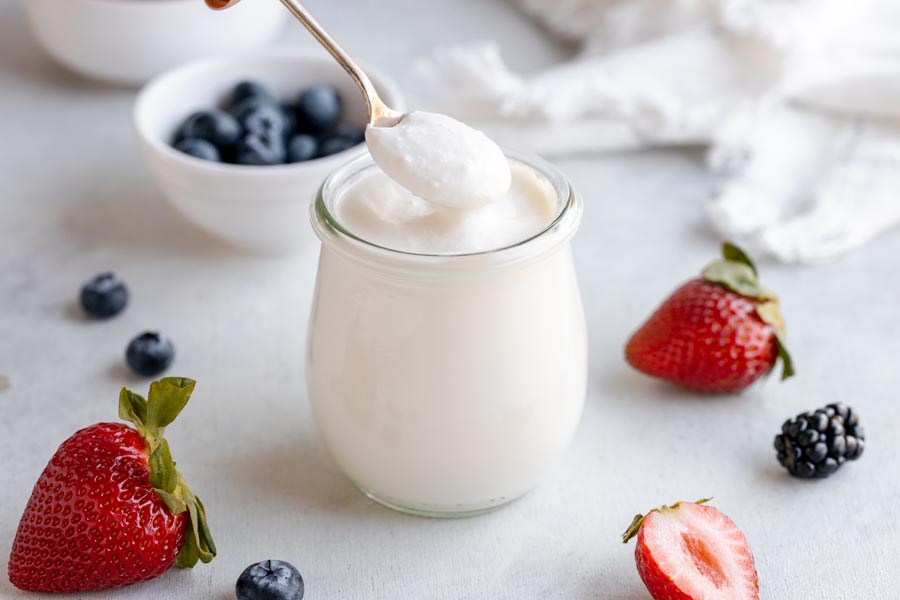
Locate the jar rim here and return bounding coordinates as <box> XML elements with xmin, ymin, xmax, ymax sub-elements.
<box><xmin>310</xmin><ymin>149</ymin><xmax>581</xmax><ymax>266</ymax></box>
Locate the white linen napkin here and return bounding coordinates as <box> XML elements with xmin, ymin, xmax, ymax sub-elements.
<box><xmin>415</xmin><ymin>0</ymin><xmax>900</xmax><ymax>264</ymax></box>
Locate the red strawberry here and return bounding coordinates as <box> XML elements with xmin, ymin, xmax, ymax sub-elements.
<box><xmin>625</xmin><ymin>242</ymin><xmax>794</xmax><ymax>393</ymax></box>
<box><xmin>622</xmin><ymin>499</ymin><xmax>759</xmax><ymax>600</ymax></box>
<box><xmin>8</xmin><ymin>377</ymin><xmax>215</xmax><ymax>593</ymax></box>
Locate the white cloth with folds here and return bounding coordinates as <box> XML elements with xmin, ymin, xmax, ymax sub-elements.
<box><xmin>415</xmin><ymin>0</ymin><xmax>900</xmax><ymax>264</ymax></box>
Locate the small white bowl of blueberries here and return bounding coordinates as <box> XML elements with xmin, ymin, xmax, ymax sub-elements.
<box><xmin>134</xmin><ymin>49</ymin><xmax>403</xmax><ymax>254</ymax></box>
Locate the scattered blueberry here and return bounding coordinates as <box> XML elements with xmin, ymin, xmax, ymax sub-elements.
<box><xmin>80</xmin><ymin>273</ymin><xmax>128</xmax><ymax>318</ymax></box>
<box><xmin>227</xmin><ymin>80</ymin><xmax>274</xmax><ymax>110</ymax></box>
<box><xmin>332</xmin><ymin>123</ymin><xmax>365</xmax><ymax>145</ymax></box>
<box><xmin>126</xmin><ymin>332</ymin><xmax>175</xmax><ymax>377</ymax></box>
<box><xmin>175</xmin><ymin>110</ymin><xmax>241</xmax><ymax>150</ymax></box>
<box><xmin>236</xmin><ymin>133</ymin><xmax>286</xmax><ymax>166</ymax></box>
<box><xmin>175</xmin><ymin>138</ymin><xmax>221</xmax><ymax>162</ymax></box>
<box><xmin>236</xmin><ymin>103</ymin><xmax>291</xmax><ymax>138</ymax></box>
<box><xmin>236</xmin><ymin>560</ymin><xmax>304</xmax><ymax>600</ymax></box>
<box><xmin>295</xmin><ymin>85</ymin><xmax>341</xmax><ymax>134</ymax></box>
<box><xmin>318</xmin><ymin>135</ymin><xmax>357</xmax><ymax>158</ymax></box>
<box><xmin>287</xmin><ymin>134</ymin><xmax>318</xmax><ymax>163</ymax></box>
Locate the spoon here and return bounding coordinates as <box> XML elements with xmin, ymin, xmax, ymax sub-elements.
<box><xmin>205</xmin><ymin>0</ymin><xmax>402</xmax><ymax>127</ymax></box>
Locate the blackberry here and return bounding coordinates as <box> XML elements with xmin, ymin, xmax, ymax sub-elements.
<box><xmin>774</xmin><ymin>403</ymin><xmax>865</xmax><ymax>479</ymax></box>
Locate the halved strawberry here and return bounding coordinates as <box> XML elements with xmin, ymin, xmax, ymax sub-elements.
<box><xmin>622</xmin><ymin>499</ymin><xmax>759</xmax><ymax>600</ymax></box>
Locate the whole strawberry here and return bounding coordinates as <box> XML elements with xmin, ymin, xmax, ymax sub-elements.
<box><xmin>622</xmin><ymin>499</ymin><xmax>759</xmax><ymax>600</ymax></box>
<box><xmin>8</xmin><ymin>377</ymin><xmax>215</xmax><ymax>593</ymax></box>
<box><xmin>625</xmin><ymin>242</ymin><xmax>794</xmax><ymax>393</ymax></box>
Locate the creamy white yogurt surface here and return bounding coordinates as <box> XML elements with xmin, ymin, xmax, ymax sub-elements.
<box><xmin>335</xmin><ymin>160</ymin><xmax>556</xmax><ymax>254</ymax></box>
<box><xmin>365</xmin><ymin>111</ymin><xmax>511</xmax><ymax>210</ymax></box>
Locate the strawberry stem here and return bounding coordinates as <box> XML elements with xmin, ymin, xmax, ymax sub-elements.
<box><xmin>621</xmin><ymin>498</ymin><xmax>713</xmax><ymax>544</ymax></box>
<box><xmin>704</xmin><ymin>242</ymin><xmax>796</xmax><ymax>382</ymax></box>
<box><xmin>721</xmin><ymin>242</ymin><xmax>757</xmax><ymax>276</ymax></box>
<box><xmin>118</xmin><ymin>378</ymin><xmax>216</xmax><ymax>569</ymax></box>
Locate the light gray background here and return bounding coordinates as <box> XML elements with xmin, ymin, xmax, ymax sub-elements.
<box><xmin>1</xmin><ymin>1</ymin><xmax>898</xmax><ymax>599</ymax></box>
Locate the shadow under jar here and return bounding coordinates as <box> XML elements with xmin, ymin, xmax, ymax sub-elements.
<box><xmin>307</xmin><ymin>151</ymin><xmax>587</xmax><ymax>517</ymax></box>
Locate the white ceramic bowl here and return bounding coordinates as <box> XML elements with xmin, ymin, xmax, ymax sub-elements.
<box><xmin>134</xmin><ymin>49</ymin><xmax>404</xmax><ymax>254</ymax></box>
<box><xmin>24</xmin><ymin>0</ymin><xmax>287</xmax><ymax>85</ymax></box>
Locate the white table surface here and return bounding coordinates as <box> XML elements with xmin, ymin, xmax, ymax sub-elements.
<box><xmin>2</xmin><ymin>1</ymin><xmax>898</xmax><ymax>599</ymax></box>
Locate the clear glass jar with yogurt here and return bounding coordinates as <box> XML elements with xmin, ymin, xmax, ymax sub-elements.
<box><xmin>307</xmin><ymin>150</ymin><xmax>587</xmax><ymax>517</ymax></box>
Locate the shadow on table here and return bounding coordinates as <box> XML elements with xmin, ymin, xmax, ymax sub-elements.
<box><xmin>597</xmin><ymin>365</ymin><xmax>764</xmax><ymax>409</ymax></box>
<box><xmin>223</xmin><ymin>432</ymin><xmax>389</xmax><ymax>517</ymax></box>
<box><xmin>575</xmin><ymin>574</ymin><xmax>651</xmax><ymax>600</ymax></box>
<box><xmin>57</xmin><ymin>175</ymin><xmax>238</xmax><ymax>261</ymax></box>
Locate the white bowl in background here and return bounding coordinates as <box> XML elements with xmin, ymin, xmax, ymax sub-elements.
<box><xmin>24</xmin><ymin>0</ymin><xmax>288</xmax><ymax>85</ymax></box>
<box><xmin>134</xmin><ymin>48</ymin><xmax>404</xmax><ymax>255</ymax></box>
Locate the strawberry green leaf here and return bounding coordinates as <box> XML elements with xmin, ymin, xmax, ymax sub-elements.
<box><xmin>149</xmin><ymin>438</ymin><xmax>177</xmax><ymax>494</ymax></box>
<box><xmin>155</xmin><ymin>489</ymin><xmax>188</xmax><ymax>515</ymax></box>
<box><xmin>118</xmin><ymin>388</ymin><xmax>148</xmax><ymax>433</ymax></box>
<box><xmin>621</xmin><ymin>513</ymin><xmax>645</xmax><ymax>543</ymax></box>
<box><xmin>755</xmin><ymin>301</ymin><xmax>796</xmax><ymax>381</ymax></box>
<box><xmin>776</xmin><ymin>336</ymin><xmax>796</xmax><ymax>380</ymax></box>
<box><xmin>176</xmin><ymin>522</ymin><xmax>200</xmax><ymax>569</ymax></box>
<box><xmin>147</xmin><ymin>377</ymin><xmax>195</xmax><ymax>433</ymax></box>
<box><xmin>176</xmin><ymin>486</ymin><xmax>216</xmax><ymax>568</ymax></box>
<box><xmin>703</xmin><ymin>242</ymin><xmax>774</xmax><ymax>301</ymax></box>
<box><xmin>721</xmin><ymin>242</ymin><xmax>757</xmax><ymax>276</ymax></box>
<box><xmin>702</xmin><ymin>261</ymin><xmax>774</xmax><ymax>300</ymax></box>
<box><xmin>194</xmin><ymin>495</ymin><xmax>217</xmax><ymax>558</ymax></box>
<box><xmin>755</xmin><ymin>300</ymin><xmax>785</xmax><ymax>336</ymax></box>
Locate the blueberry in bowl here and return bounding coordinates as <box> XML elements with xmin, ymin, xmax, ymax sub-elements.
<box><xmin>287</xmin><ymin>134</ymin><xmax>318</xmax><ymax>163</ymax></box>
<box><xmin>227</xmin><ymin>80</ymin><xmax>275</xmax><ymax>110</ymax></box>
<box><xmin>169</xmin><ymin>80</ymin><xmax>365</xmax><ymax>166</ymax></box>
<box><xmin>294</xmin><ymin>84</ymin><xmax>342</xmax><ymax>134</ymax></box>
<box><xmin>176</xmin><ymin>110</ymin><xmax>241</xmax><ymax>151</ymax></box>
<box><xmin>175</xmin><ymin>138</ymin><xmax>221</xmax><ymax>161</ymax></box>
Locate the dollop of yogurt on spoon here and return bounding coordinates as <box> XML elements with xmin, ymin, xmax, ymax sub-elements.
<box><xmin>365</xmin><ymin>111</ymin><xmax>511</xmax><ymax>210</ymax></box>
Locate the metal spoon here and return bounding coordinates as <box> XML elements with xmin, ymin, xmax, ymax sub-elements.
<box><xmin>205</xmin><ymin>0</ymin><xmax>403</xmax><ymax>127</ymax></box>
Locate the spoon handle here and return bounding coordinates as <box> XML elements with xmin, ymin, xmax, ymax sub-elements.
<box><xmin>206</xmin><ymin>0</ymin><xmax>400</xmax><ymax>125</ymax></box>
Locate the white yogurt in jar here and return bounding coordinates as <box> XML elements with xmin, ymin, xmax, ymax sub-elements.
<box><xmin>334</xmin><ymin>160</ymin><xmax>556</xmax><ymax>254</ymax></box>
<box><xmin>307</xmin><ymin>146</ymin><xmax>587</xmax><ymax>515</ymax></box>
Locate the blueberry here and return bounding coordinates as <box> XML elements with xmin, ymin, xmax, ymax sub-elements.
<box><xmin>226</xmin><ymin>80</ymin><xmax>274</xmax><ymax>110</ymax></box>
<box><xmin>287</xmin><ymin>134</ymin><xmax>318</xmax><ymax>163</ymax></box>
<box><xmin>228</xmin><ymin>95</ymin><xmax>274</xmax><ymax>118</ymax></box>
<box><xmin>295</xmin><ymin>85</ymin><xmax>341</xmax><ymax>134</ymax></box>
<box><xmin>175</xmin><ymin>138</ymin><xmax>221</xmax><ymax>162</ymax></box>
<box><xmin>126</xmin><ymin>332</ymin><xmax>174</xmax><ymax>377</ymax></box>
<box><xmin>80</xmin><ymin>273</ymin><xmax>128</xmax><ymax>318</ymax></box>
<box><xmin>176</xmin><ymin>110</ymin><xmax>241</xmax><ymax>150</ymax></box>
<box><xmin>236</xmin><ymin>103</ymin><xmax>291</xmax><ymax>138</ymax></box>
<box><xmin>317</xmin><ymin>135</ymin><xmax>357</xmax><ymax>157</ymax></box>
<box><xmin>236</xmin><ymin>560</ymin><xmax>304</xmax><ymax>600</ymax></box>
<box><xmin>236</xmin><ymin>133</ymin><xmax>286</xmax><ymax>165</ymax></box>
<box><xmin>280</xmin><ymin>104</ymin><xmax>298</xmax><ymax>138</ymax></box>
<box><xmin>332</xmin><ymin>123</ymin><xmax>365</xmax><ymax>145</ymax></box>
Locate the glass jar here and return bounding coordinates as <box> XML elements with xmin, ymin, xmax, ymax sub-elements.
<box><xmin>307</xmin><ymin>151</ymin><xmax>587</xmax><ymax>517</ymax></box>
